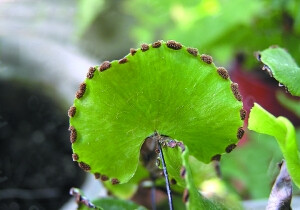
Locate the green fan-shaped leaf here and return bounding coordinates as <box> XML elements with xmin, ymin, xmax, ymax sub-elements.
<box><xmin>248</xmin><ymin>103</ymin><xmax>300</xmax><ymax>188</ymax></box>
<box><xmin>103</xmin><ymin>161</ymin><xmax>149</xmax><ymax>199</ymax></box>
<box><xmin>69</xmin><ymin>40</ymin><xmax>244</xmax><ymax>184</ymax></box>
<box><xmin>258</xmin><ymin>47</ymin><xmax>300</xmax><ymax>96</ymax></box>
<box><xmin>78</xmin><ymin>197</ymin><xmax>147</xmax><ymax>210</ymax></box>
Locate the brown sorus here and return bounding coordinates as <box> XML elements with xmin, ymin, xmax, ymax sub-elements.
<box><xmin>72</xmin><ymin>153</ymin><xmax>79</xmax><ymax>161</ymax></box>
<box><xmin>152</xmin><ymin>41</ymin><xmax>162</xmax><ymax>48</ymax></box>
<box><xmin>225</xmin><ymin>144</ymin><xmax>237</xmax><ymax>153</ymax></box>
<box><xmin>111</xmin><ymin>178</ymin><xmax>120</xmax><ymax>185</ymax></box>
<box><xmin>182</xmin><ymin>189</ymin><xmax>189</xmax><ymax>203</ymax></box>
<box><xmin>200</xmin><ymin>54</ymin><xmax>213</xmax><ymax>64</ymax></box>
<box><xmin>240</xmin><ymin>109</ymin><xmax>247</xmax><ymax>120</ymax></box>
<box><xmin>69</xmin><ymin>126</ymin><xmax>77</xmax><ymax>143</ymax></box>
<box><xmin>75</xmin><ymin>83</ymin><xmax>86</xmax><ymax>99</ymax></box>
<box><xmin>99</xmin><ymin>61</ymin><xmax>111</xmax><ymax>72</ymax></box>
<box><xmin>78</xmin><ymin>162</ymin><xmax>91</xmax><ymax>171</ymax></box>
<box><xmin>118</xmin><ymin>58</ymin><xmax>128</xmax><ymax>64</ymax></box>
<box><xmin>166</xmin><ymin>40</ymin><xmax>182</xmax><ymax>50</ymax></box>
<box><xmin>237</xmin><ymin>127</ymin><xmax>245</xmax><ymax>139</ymax></box>
<box><xmin>187</xmin><ymin>48</ymin><xmax>198</xmax><ymax>56</ymax></box>
<box><xmin>217</xmin><ymin>67</ymin><xmax>229</xmax><ymax>79</ymax></box>
<box><xmin>94</xmin><ymin>173</ymin><xmax>101</xmax><ymax>179</ymax></box>
<box><xmin>177</xmin><ymin>141</ymin><xmax>186</xmax><ymax>152</ymax></box>
<box><xmin>180</xmin><ymin>167</ymin><xmax>186</xmax><ymax>178</ymax></box>
<box><xmin>68</xmin><ymin>106</ymin><xmax>76</xmax><ymax>118</ymax></box>
<box><xmin>101</xmin><ymin>175</ymin><xmax>109</xmax><ymax>181</ymax></box>
<box><xmin>87</xmin><ymin>66</ymin><xmax>96</xmax><ymax>79</ymax></box>
<box><xmin>170</xmin><ymin>178</ymin><xmax>177</xmax><ymax>185</ymax></box>
<box><xmin>141</xmin><ymin>44</ymin><xmax>149</xmax><ymax>52</ymax></box>
<box><xmin>130</xmin><ymin>48</ymin><xmax>137</xmax><ymax>56</ymax></box>
<box><xmin>211</xmin><ymin>154</ymin><xmax>221</xmax><ymax>161</ymax></box>
<box><xmin>231</xmin><ymin>83</ymin><xmax>242</xmax><ymax>101</ymax></box>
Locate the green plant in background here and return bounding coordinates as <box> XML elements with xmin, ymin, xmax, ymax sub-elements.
<box><xmin>258</xmin><ymin>47</ymin><xmax>300</xmax><ymax>96</ymax></box>
<box><xmin>249</xmin><ymin>103</ymin><xmax>300</xmax><ymax>187</ymax></box>
<box><xmin>248</xmin><ymin>46</ymin><xmax>300</xmax><ymax>192</ymax></box>
<box><xmin>77</xmin><ymin>0</ymin><xmax>300</xmax><ymax>65</ymax></box>
<box><xmin>69</xmin><ymin>40</ymin><xmax>246</xmax><ymax>209</ymax></box>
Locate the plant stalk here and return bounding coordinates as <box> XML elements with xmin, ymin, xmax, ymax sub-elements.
<box><xmin>151</xmin><ymin>181</ymin><xmax>157</xmax><ymax>210</ymax></box>
<box><xmin>157</xmin><ymin>140</ymin><xmax>174</xmax><ymax>210</ymax></box>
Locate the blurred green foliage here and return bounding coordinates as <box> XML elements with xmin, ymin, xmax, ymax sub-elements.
<box><xmin>248</xmin><ymin>103</ymin><xmax>300</xmax><ymax>188</ymax></box>
<box><xmin>78</xmin><ymin>0</ymin><xmax>300</xmax><ymax>65</ymax></box>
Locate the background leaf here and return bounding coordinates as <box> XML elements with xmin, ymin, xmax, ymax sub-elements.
<box><xmin>78</xmin><ymin>197</ymin><xmax>147</xmax><ymax>210</ymax></box>
<box><xmin>259</xmin><ymin>47</ymin><xmax>300</xmax><ymax>96</ymax></box>
<box><xmin>248</xmin><ymin>103</ymin><xmax>300</xmax><ymax>188</ymax></box>
<box><xmin>276</xmin><ymin>91</ymin><xmax>300</xmax><ymax>118</ymax></box>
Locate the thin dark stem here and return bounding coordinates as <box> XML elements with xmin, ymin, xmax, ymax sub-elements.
<box><xmin>213</xmin><ymin>160</ymin><xmax>222</xmax><ymax>178</ymax></box>
<box><xmin>151</xmin><ymin>181</ymin><xmax>157</xmax><ymax>210</ymax></box>
<box><xmin>157</xmin><ymin>140</ymin><xmax>174</xmax><ymax>210</ymax></box>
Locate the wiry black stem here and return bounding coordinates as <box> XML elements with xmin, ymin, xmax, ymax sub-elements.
<box><xmin>151</xmin><ymin>181</ymin><xmax>157</xmax><ymax>210</ymax></box>
<box><xmin>69</xmin><ymin>187</ymin><xmax>97</xmax><ymax>209</ymax></box>
<box><xmin>157</xmin><ymin>140</ymin><xmax>174</xmax><ymax>210</ymax></box>
<box><xmin>213</xmin><ymin>160</ymin><xmax>222</xmax><ymax>178</ymax></box>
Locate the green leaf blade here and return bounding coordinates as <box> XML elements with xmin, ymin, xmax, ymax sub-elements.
<box><xmin>259</xmin><ymin>47</ymin><xmax>300</xmax><ymax>96</ymax></box>
<box><xmin>78</xmin><ymin>197</ymin><xmax>147</xmax><ymax>210</ymax></box>
<box><xmin>70</xmin><ymin>41</ymin><xmax>244</xmax><ymax>184</ymax></box>
<box><xmin>248</xmin><ymin>103</ymin><xmax>300</xmax><ymax>188</ymax></box>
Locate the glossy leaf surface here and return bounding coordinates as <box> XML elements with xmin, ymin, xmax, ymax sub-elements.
<box><xmin>70</xmin><ymin>41</ymin><xmax>243</xmax><ymax>184</ymax></box>
<box><xmin>259</xmin><ymin>47</ymin><xmax>300</xmax><ymax>96</ymax></box>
